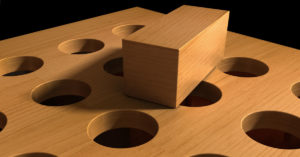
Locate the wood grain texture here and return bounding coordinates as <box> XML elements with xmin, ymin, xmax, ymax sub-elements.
<box><xmin>0</xmin><ymin>6</ymin><xmax>300</xmax><ymax>157</ymax></box>
<box><xmin>123</xmin><ymin>5</ymin><xmax>229</xmax><ymax>108</ymax></box>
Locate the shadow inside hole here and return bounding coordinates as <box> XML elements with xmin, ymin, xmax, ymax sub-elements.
<box><xmin>191</xmin><ymin>154</ymin><xmax>227</xmax><ymax>157</ymax></box>
<box><xmin>14</xmin><ymin>152</ymin><xmax>57</xmax><ymax>157</ymax></box>
<box><xmin>224</xmin><ymin>71</ymin><xmax>257</xmax><ymax>77</ymax></box>
<box><xmin>3</xmin><ymin>70</ymin><xmax>33</xmax><ymax>76</ymax></box>
<box><xmin>103</xmin><ymin>57</ymin><xmax>123</xmax><ymax>76</ymax></box>
<box><xmin>0</xmin><ymin>112</ymin><xmax>7</xmax><ymax>132</ymax></box>
<box><xmin>94</xmin><ymin>128</ymin><xmax>154</xmax><ymax>148</ymax></box>
<box><xmin>246</xmin><ymin>128</ymin><xmax>300</xmax><ymax>149</ymax></box>
<box><xmin>40</xmin><ymin>95</ymin><xmax>85</xmax><ymax>106</ymax></box>
<box><xmin>181</xmin><ymin>81</ymin><xmax>221</xmax><ymax>107</ymax></box>
<box><xmin>72</xmin><ymin>51</ymin><xmax>92</xmax><ymax>55</ymax></box>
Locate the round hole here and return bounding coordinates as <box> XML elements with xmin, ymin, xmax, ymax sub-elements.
<box><xmin>87</xmin><ymin>110</ymin><xmax>158</xmax><ymax>148</ymax></box>
<box><xmin>58</xmin><ymin>39</ymin><xmax>104</xmax><ymax>54</ymax></box>
<box><xmin>0</xmin><ymin>112</ymin><xmax>7</xmax><ymax>132</ymax></box>
<box><xmin>112</xmin><ymin>25</ymin><xmax>144</xmax><ymax>38</ymax></box>
<box><xmin>181</xmin><ymin>81</ymin><xmax>222</xmax><ymax>107</ymax></box>
<box><xmin>103</xmin><ymin>57</ymin><xmax>123</xmax><ymax>77</ymax></box>
<box><xmin>14</xmin><ymin>152</ymin><xmax>57</xmax><ymax>157</ymax></box>
<box><xmin>291</xmin><ymin>82</ymin><xmax>300</xmax><ymax>99</ymax></box>
<box><xmin>242</xmin><ymin>111</ymin><xmax>300</xmax><ymax>149</ymax></box>
<box><xmin>0</xmin><ymin>56</ymin><xmax>43</xmax><ymax>76</ymax></box>
<box><xmin>32</xmin><ymin>79</ymin><xmax>91</xmax><ymax>106</ymax></box>
<box><xmin>217</xmin><ymin>57</ymin><xmax>269</xmax><ymax>77</ymax></box>
<box><xmin>191</xmin><ymin>154</ymin><xmax>228</xmax><ymax>157</ymax></box>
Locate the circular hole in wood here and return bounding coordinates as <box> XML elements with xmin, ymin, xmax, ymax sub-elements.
<box><xmin>58</xmin><ymin>39</ymin><xmax>104</xmax><ymax>54</ymax></box>
<box><xmin>217</xmin><ymin>57</ymin><xmax>269</xmax><ymax>77</ymax></box>
<box><xmin>32</xmin><ymin>79</ymin><xmax>91</xmax><ymax>106</ymax></box>
<box><xmin>191</xmin><ymin>154</ymin><xmax>227</xmax><ymax>157</ymax></box>
<box><xmin>242</xmin><ymin>111</ymin><xmax>300</xmax><ymax>149</ymax></box>
<box><xmin>103</xmin><ymin>57</ymin><xmax>123</xmax><ymax>77</ymax></box>
<box><xmin>87</xmin><ymin>110</ymin><xmax>158</xmax><ymax>148</ymax></box>
<box><xmin>112</xmin><ymin>24</ymin><xmax>144</xmax><ymax>38</ymax></box>
<box><xmin>14</xmin><ymin>152</ymin><xmax>57</xmax><ymax>157</ymax></box>
<box><xmin>0</xmin><ymin>56</ymin><xmax>43</xmax><ymax>76</ymax></box>
<box><xmin>0</xmin><ymin>112</ymin><xmax>7</xmax><ymax>132</ymax></box>
<box><xmin>181</xmin><ymin>81</ymin><xmax>222</xmax><ymax>107</ymax></box>
<box><xmin>291</xmin><ymin>82</ymin><xmax>300</xmax><ymax>99</ymax></box>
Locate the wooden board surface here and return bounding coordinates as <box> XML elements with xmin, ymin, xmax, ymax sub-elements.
<box><xmin>1</xmin><ymin>7</ymin><xmax>300</xmax><ymax>157</ymax></box>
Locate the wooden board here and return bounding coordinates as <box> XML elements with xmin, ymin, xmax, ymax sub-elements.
<box><xmin>1</xmin><ymin>7</ymin><xmax>300</xmax><ymax>157</ymax></box>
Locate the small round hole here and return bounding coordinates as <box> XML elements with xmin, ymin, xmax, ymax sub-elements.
<box><xmin>14</xmin><ymin>152</ymin><xmax>57</xmax><ymax>157</ymax></box>
<box><xmin>112</xmin><ymin>25</ymin><xmax>144</xmax><ymax>38</ymax></box>
<box><xmin>58</xmin><ymin>39</ymin><xmax>104</xmax><ymax>54</ymax></box>
<box><xmin>87</xmin><ymin>110</ymin><xmax>158</xmax><ymax>148</ymax></box>
<box><xmin>217</xmin><ymin>57</ymin><xmax>269</xmax><ymax>77</ymax></box>
<box><xmin>191</xmin><ymin>154</ymin><xmax>228</xmax><ymax>157</ymax></box>
<box><xmin>242</xmin><ymin>111</ymin><xmax>300</xmax><ymax>149</ymax></box>
<box><xmin>181</xmin><ymin>81</ymin><xmax>222</xmax><ymax>107</ymax></box>
<box><xmin>0</xmin><ymin>112</ymin><xmax>7</xmax><ymax>132</ymax></box>
<box><xmin>0</xmin><ymin>56</ymin><xmax>43</xmax><ymax>76</ymax></box>
<box><xmin>291</xmin><ymin>82</ymin><xmax>300</xmax><ymax>99</ymax></box>
<box><xmin>103</xmin><ymin>57</ymin><xmax>123</xmax><ymax>77</ymax></box>
<box><xmin>32</xmin><ymin>79</ymin><xmax>91</xmax><ymax>106</ymax></box>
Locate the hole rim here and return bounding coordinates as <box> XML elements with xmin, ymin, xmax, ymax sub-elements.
<box><xmin>181</xmin><ymin>81</ymin><xmax>222</xmax><ymax>107</ymax></box>
<box><xmin>87</xmin><ymin>110</ymin><xmax>159</xmax><ymax>148</ymax></box>
<box><xmin>58</xmin><ymin>38</ymin><xmax>105</xmax><ymax>55</ymax></box>
<box><xmin>0</xmin><ymin>56</ymin><xmax>43</xmax><ymax>77</ymax></box>
<box><xmin>112</xmin><ymin>24</ymin><xmax>145</xmax><ymax>38</ymax></box>
<box><xmin>31</xmin><ymin>79</ymin><xmax>91</xmax><ymax>106</ymax></box>
<box><xmin>217</xmin><ymin>57</ymin><xmax>269</xmax><ymax>77</ymax></box>
<box><xmin>103</xmin><ymin>57</ymin><xmax>123</xmax><ymax>77</ymax></box>
<box><xmin>242</xmin><ymin>110</ymin><xmax>300</xmax><ymax>149</ymax></box>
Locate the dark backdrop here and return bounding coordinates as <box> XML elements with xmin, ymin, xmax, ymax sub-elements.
<box><xmin>0</xmin><ymin>0</ymin><xmax>299</xmax><ymax>49</ymax></box>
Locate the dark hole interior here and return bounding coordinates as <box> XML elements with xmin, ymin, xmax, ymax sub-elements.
<box><xmin>3</xmin><ymin>70</ymin><xmax>33</xmax><ymax>76</ymax></box>
<box><xmin>103</xmin><ymin>58</ymin><xmax>123</xmax><ymax>77</ymax></box>
<box><xmin>181</xmin><ymin>95</ymin><xmax>214</xmax><ymax>107</ymax></box>
<box><xmin>94</xmin><ymin>128</ymin><xmax>154</xmax><ymax>148</ymax></box>
<box><xmin>246</xmin><ymin>128</ymin><xmax>300</xmax><ymax>149</ymax></box>
<box><xmin>224</xmin><ymin>71</ymin><xmax>257</xmax><ymax>77</ymax></box>
<box><xmin>40</xmin><ymin>95</ymin><xmax>85</xmax><ymax>106</ymax></box>
<box><xmin>72</xmin><ymin>51</ymin><xmax>92</xmax><ymax>54</ymax></box>
<box><xmin>0</xmin><ymin>128</ymin><xmax>2</xmax><ymax>132</ymax></box>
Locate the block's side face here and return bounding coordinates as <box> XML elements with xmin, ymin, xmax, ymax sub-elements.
<box><xmin>176</xmin><ymin>12</ymin><xmax>229</xmax><ymax>106</ymax></box>
<box><xmin>123</xmin><ymin>40</ymin><xmax>179</xmax><ymax>108</ymax></box>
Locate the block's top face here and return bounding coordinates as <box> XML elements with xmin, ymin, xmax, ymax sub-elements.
<box><xmin>124</xmin><ymin>5</ymin><xmax>229</xmax><ymax>49</ymax></box>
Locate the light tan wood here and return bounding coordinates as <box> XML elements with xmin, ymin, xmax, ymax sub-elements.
<box><xmin>123</xmin><ymin>5</ymin><xmax>229</xmax><ymax>108</ymax></box>
<box><xmin>1</xmin><ymin>6</ymin><xmax>300</xmax><ymax>157</ymax></box>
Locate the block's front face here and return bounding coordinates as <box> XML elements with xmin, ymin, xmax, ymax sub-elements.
<box><xmin>176</xmin><ymin>12</ymin><xmax>229</xmax><ymax>106</ymax></box>
<box><xmin>123</xmin><ymin>40</ymin><xmax>179</xmax><ymax>107</ymax></box>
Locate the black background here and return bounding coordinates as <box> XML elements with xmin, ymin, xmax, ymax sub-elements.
<box><xmin>0</xmin><ymin>0</ymin><xmax>299</xmax><ymax>49</ymax></box>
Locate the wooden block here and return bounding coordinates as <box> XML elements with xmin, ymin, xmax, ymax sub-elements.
<box><xmin>123</xmin><ymin>5</ymin><xmax>229</xmax><ymax>108</ymax></box>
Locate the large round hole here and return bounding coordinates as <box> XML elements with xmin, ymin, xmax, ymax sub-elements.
<box><xmin>87</xmin><ymin>110</ymin><xmax>158</xmax><ymax>148</ymax></box>
<box><xmin>181</xmin><ymin>81</ymin><xmax>222</xmax><ymax>107</ymax></box>
<box><xmin>112</xmin><ymin>24</ymin><xmax>144</xmax><ymax>38</ymax></box>
<box><xmin>0</xmin><ymin>56</ymin><xmax>43</xmax><ymax>76</ymax></box>
<box><xmin>217</xmin><ymin>57</ymin><xmax>269</xmax><ymax>77</ymax></box>
<box><xmin>0</xmin><ymin>112</ymin><xmax>7</xmax><ymax>132</ymax></box>
<box><xmin>58</xmin><ymin>39</ymin><xmax>104</xmax><ymax>54</ymax></box>
<box><xmin>242</xmin><ymin>111</ymin><xmax>300</xmax><ymax>149</ymax></box>
<box><xmin>191</xmin><ymin>154</ymin><xmax>227</xmax><ymax>157</ymax></box>
<box><xmin>14</xmin><ymin>152</ymin><xmax>57</xmax><ymax>157</ymax></box>
<box><xmin>32</xmin><ymin>79</ymin><xmax>91</xmax><ymax>106</ymax></box>
<box><xmin>291</xmin><ymin>82</ymin><xmax>300</xmax><ymax>99</ymax></box>
<box><xmin>103</xmin><ymin>57</ymin><xmax>123</xmax><ymax>77</ymax></box>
